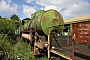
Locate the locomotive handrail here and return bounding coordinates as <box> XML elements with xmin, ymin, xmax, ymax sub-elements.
<box><xmin>52</xmin><ymin>35</ymin><xmax>61</xmax><ymax>48</ymax></box>
<box><xmin>48</xmin><ymin>23</ymin><xmax>71</xmax><ymax>28</ymax></box>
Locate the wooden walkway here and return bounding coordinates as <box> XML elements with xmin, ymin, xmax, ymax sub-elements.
<box><xmin>50</xmin><ymin>35</ymin><xmax>90</xmax><ymax>60</ymax></box>
<box><xmin>51</xmin><ymin>44</ymin><xmax>90</xmax><ymax>60</ymax></box>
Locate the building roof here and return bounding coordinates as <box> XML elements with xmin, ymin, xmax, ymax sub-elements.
<box><xmin>6</xmin><ymin>18</ymin><xmax>12</xmax><ymax>20</ymax></box>
<box><xmin>64</xmin><ymin>14</ymin><xmax>90</xmax><ymax>24</ymax></box>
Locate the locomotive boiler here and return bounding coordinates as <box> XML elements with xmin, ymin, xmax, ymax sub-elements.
<box><xmin>23</xmin><ymin>9</ymin><xmax>64</xmax><ymax>36</ymax></box>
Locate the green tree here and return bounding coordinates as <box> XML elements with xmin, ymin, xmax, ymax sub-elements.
<box><xmin>11</xmin><ymin>14</ymin><xmax>20</xmax><ymax>21</ymax></box>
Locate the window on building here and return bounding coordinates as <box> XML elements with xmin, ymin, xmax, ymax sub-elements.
<box><xmin>63</xmin><ymin>24</ymin><xmax>70</xmax><ymax>32</ymax></box>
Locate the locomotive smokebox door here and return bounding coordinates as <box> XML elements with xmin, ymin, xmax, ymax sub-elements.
<box><xmin>72</xmin><ymin>21</ymin><xmax>90</xmax><ymax>44</ymax></box>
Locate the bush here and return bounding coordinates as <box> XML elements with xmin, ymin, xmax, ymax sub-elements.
<box><xmin>0</xmin><ymin>18</ymin><xmax>16</xmax><ymax>40</ymax></box>
<box><xmin>9</xmin><ymin>41</ymin><xmax>34</xmax><ymax>60</ymax></box>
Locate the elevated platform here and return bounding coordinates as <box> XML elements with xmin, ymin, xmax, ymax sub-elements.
<box><xmin>50</xmin><ymin>35</ymin><xmax>90</xmax><ymax>60</ymax></box>
<box><xmin>51</xmin><ymin>44</ymin><xmax>90</xmax><ymax>60</ymax></box>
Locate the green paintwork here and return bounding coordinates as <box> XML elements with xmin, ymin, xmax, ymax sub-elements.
<box><xmin>36</xmin><ymin>14</ymin><xmax>43</xmax><ymax>31</ymax></box>
<box><xmin>61</xmin><ymin>32</ymin><xmax>72</xmax><ymax>36</ymax></box>
<box><xmin>35</xmin><ymin>10</ymin><xmax>45</xmax><ymax>31</ymax></box>
<box><xmin>31</xmin><ymin>10</ymin><xmax>44</xmax><ymax>19</ymax></box>
<box><xmin>35</xmin><ymin>10</ymin><xmax>45</xmax><ymax>17</ymax></box>
<box><xmin>20</xmin><ymin>25</ymin><xmax>24</xmax><ymax>32</ymax></box>
<box><xmin>27</xmin><ymin>9</ymin><xmax>64</xmax><ymax>35</ymax></box>
<box><xmin>30</xmin><ymin>10</ymin><xmax>45</xmax><ymax>31</ymax></box>
<box><xmin>41</xmin><ymin>9</ymin><xmax>64</xmax><ymax>35</ymax></box>
<box><xmin>31</xmin><ymin>13</ymin><xmax>35</xmax><ymax>19</ymax></box>
<box><xmin>24</xmin><ymin>20</ymin><xmax>31</xmax><ymax>30</ymax></box>
<box><xmin>70</xmin><ymin>24</ymin><xmax>72</xmax><ymax>34</ymax></box>
<box><xmin>23</xmin><ymin>20</ymin><xmax>29</xmax><ymax>23</ymax></box>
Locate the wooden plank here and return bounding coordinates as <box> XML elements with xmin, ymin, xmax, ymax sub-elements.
<box><xmin>51</xmin><ymin>49</ymin><xmax>72</xmax><ymax>60</ymax></box>
<box><xmin>51</xmin><ymin>36</ymin><xmax>72</xmax><ymax>48</ymax></box>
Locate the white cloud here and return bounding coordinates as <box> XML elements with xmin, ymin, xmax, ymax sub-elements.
<box><xmin>5</xmin><ymin>0</ymin><xmax>12</xmax><ymax>3</ymax></box>
<box><xmin>0</xmin><ymin>0</ymin><xmax>18</xmax><ymax>14</ymax></box>
<box><xmin>41</xmin><ymin>5</ymin><xmax>60</xmax><ymax>11</ymax></box>
<box><xmin>36</xmin><ymin>0</ymin><xmax>63</xmax><ymax>6</ymax></box>
<box><xmin>61</xmin><ymin>1</ymin><xmax>90</xmax><ymax>19</ymax></box>
<box><xmin>24</xmin><ymin>0</ymin><xmax>90</xmax><ymax>19</ymax></box>
<box><xmin>26</xmin><ymin>0</ymin><xmax>34</xmax><ymax>3</ymax></box>
<box><xmin>35</xmin><ymin>0</ymin><xmax>90</xmax><ymax>19</ymax></box>
<box><xmin>23</xmin><ymin>5</ymin><xmax>36</xmax><ymax>18</ymax></box>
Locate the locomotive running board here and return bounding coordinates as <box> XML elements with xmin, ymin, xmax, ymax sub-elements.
<box><xmin>50</xmin><ymin>49</ymin><xmax>72</xmax><ymax>60</ymax></box>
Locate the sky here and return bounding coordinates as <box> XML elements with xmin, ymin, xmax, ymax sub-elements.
<box><xmin>0</xmin><ymin>0</ymin><xmax>90</xmax><ymax>20</ymax></box>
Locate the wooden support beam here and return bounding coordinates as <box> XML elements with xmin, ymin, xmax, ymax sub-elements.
<box><xmin>51</xmin><ymin>49</ymin><xmax>72</xmax><ymax>60</ymax></box>
<box><xmin>48</xmin><ymin>27</ymin><xmax>50</xmax><ymax>60</ymax></box>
